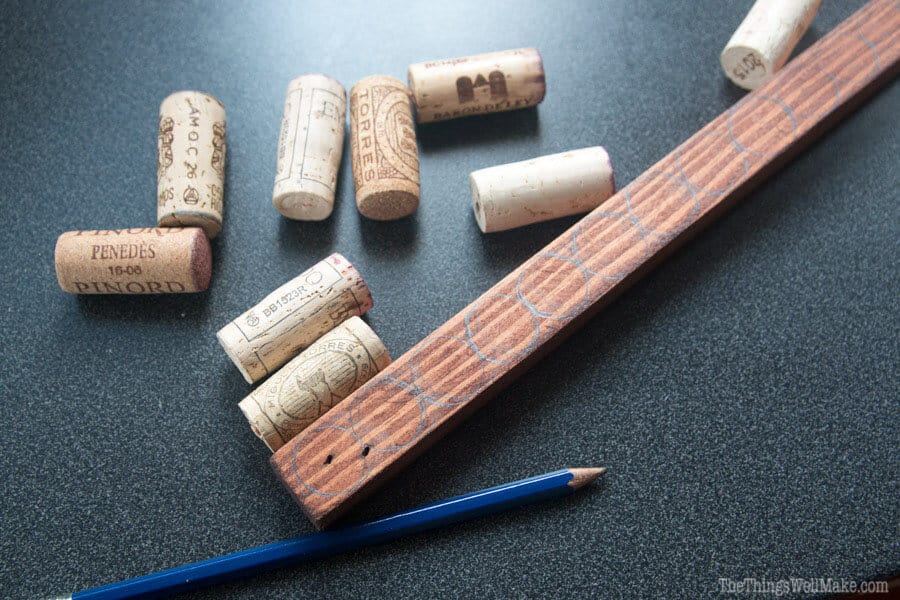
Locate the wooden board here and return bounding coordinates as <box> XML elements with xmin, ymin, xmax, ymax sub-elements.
<box><xmin>272</xmin><ymin>0</ymin><xmax>900</xmax><ymax>529</ymax></box>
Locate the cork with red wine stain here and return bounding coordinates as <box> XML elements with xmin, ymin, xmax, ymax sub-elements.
<box><xmin>54</xmin><ymin>227</ymin><xmax>212</xmax><ymax>294</ymax></box>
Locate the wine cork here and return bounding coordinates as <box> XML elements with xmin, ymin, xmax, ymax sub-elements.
<box><xmin>721</xmin><ymin>0</ymin><xmax>822</xmax><ymax>90</ymax></box>
<box><xmin>407</xmin><ymin>48</ymin><xmax>546</xmax><ymax>124</ymax></box>
<box><xmin>217</xmin><ymin>253</ymin><xmax>374</xmax><ymax>384</ymax></box>
<box><xmin>157</xmin><ymin>91</ymin><xmax>227</xmax><ymax>238</ymax></box>
<box><xmin>273</xmin><ymin>75</ymin><xmax>347</xmax><ymax>221</ymax></box>
<box><xmin>238</xmin><ymin>316</ymin><xmax>391</xmax><ymax>452</ymax></box>
<box><xmin>470</xmin><ymin>146</ymin><xmax>615</xmax><ymax>234</ymax></box>
<box><xmin>54</xmin><ymin>227</ymin><xmax>212</xmax><ymax>294</ymax></box>
<box><xmin>349</xmin><ymin>75</ymin><xmax>420</xmax><ymax>221</ymax></box>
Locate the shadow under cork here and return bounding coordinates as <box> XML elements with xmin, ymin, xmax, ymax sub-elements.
<box><xmin>75</xmin><ymin>290</ymin><xmax>211</xmax><ymax>322</ymax></box>
<box><xmin>416</xmin><ymin>107</ymin><xmax>541</xmax><ymax>154</ymax></box>
<box><xmin>358</xmin><ymin>213</ymin><xmax>420</xmax><ymax>260</ymax></box>
<box><xmin>277</xmin><ymin>216</ymin><xmax>338</xmax><ymax>259</ymax></box>
<box><xmin>793</xmin><ymin>23</ymin><xmax>822</xmax><ymax>57</ymax></box>
<box><xmin>275</xmin><ymin>145</ymin><xmax>349</xmax><ymax>258</ymax></box>
<box><xmin>474</xmin><ymin>214</ymin><xmax>582</xmax><ymax>273</ymax></box>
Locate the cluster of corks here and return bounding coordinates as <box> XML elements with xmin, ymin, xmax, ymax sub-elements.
<box><xmin>53</xmin><ymin>0</ymin><xmax>821</xmax><ymax>295</ymax></box>
<box><xmin>216</xmin><ymin>254</ymin><xmax>391</xmax><ymax>452</ymax></box>
<box><xmin>271</xmin><ymin>1</ymin><xmax>823</xmax><ymax>232</ymax></box>
<box><xmin>272</xmin><ymin>48</ymin><xmax>617</xmax><ymax>231</ymax></box>
<box><xmin>55</xmin><ymin>91</ymin><xmax>226</xmax><ymax>295</ymax></box>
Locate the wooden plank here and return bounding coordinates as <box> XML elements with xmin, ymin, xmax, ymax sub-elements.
<box><xmin>272</xmin><ymin>0</ymin><xmax>900</xmax><ymax>529</ymax></box>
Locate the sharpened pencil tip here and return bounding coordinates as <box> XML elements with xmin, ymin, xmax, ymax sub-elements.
<box><xmin>567</xmin><ymin>467</ymin><xmax>607</xmax><ymax>489</ymax></box>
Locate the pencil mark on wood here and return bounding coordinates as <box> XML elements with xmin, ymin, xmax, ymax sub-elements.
<box><xmin>571</xmin><ymin>210</ymin><xmax>651</xmax><ymax>280</ymax></box>
<box><xmin>410</xmin><ymin>335</ymin><xmax>488</xmax><ymax>405</ymax></box>
<box><xmin>516</xmin><ymin>253</ymin><xmax>592</xmax><ymax>321</ymax></box>
<box><xmin>349</xmin><ymin>378</ymin><xmax>427</xmax><ymax>452</ymax></box>
<box><xmin>464</xmin><ymin>293</ymin><xmax>541</xmax><ymax>365</ymax></box>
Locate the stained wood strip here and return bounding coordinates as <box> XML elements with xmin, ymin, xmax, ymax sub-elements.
<box><xmin>272</xmin><ymin>0</ymin><xmax>900</xmax><ymax>529</ymax></box>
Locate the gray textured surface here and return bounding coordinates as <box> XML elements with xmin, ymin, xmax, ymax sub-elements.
<box><xmin>1</xmin><ymin>1</ymin><xmax>898</xmax><ymax>598</ymax></box>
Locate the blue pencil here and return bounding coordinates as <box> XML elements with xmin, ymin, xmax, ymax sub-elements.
<box><xmin>53</xmin><ymin>467</ymin><xmax>605</xmax><ymax>599</ymax></box>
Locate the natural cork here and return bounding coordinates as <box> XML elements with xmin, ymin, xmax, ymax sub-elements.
<box><xmin>54</xmin><ymin>227</ymin><xmax>212</xmax><ymax>294</ymax></box>
<box><xmin>407</xmin><ymin>48</ymin><xmax>546</xmax><ymax>123</ymax></box>
<box><xmin>157</xmin><ymin>91</ymin><xmax>227</xmax><ymax>238</ymax></box>
<box><xmin>349</xmin><ymin>75</ymin><xmax>420</xmax><ymax>221</ymax></box>
<box><xmin>721</xmin><ymin>0</ymin><xmax>822</xmax><ymax>90</ymax></box>
<box><xmin>217</xmin><ymin>253</ymin><xmax>374</xmax><ymax>384</ymax></box>
<box><xmin>238</xmin><ymin>316</ymin><xmax>391</xmax><ymax>452</ymax></box>
<box><xmin>470</xmin><ymin>147</ymin><xmax>615</xmax><ymax>233</ymax></box>
<box><xmin>273</xmin><ymin>74</ymin><xmax>347</xmax><ymax>221</ymax></box>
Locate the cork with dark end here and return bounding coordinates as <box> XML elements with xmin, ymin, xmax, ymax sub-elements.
<box><xmin>216</xmin><ymin>253</ymin><xmax>374</xmax><ymax>384</ymax></box>
<box><xmin>54</xmin><ymin>227</ymin><xmax>212</xmax><ymax>294</ymax></box>
<box><xmin>349</xmin><ymin>75</ymin><xmax>420</xmax><ymax>221</ymax></box>
<box><xmin>189</xmin><ymin>228</ymin><xmax>213</xmax><ymax>291</ymax></box>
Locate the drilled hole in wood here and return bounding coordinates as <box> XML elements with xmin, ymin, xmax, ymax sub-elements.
<box><xmin>362</xmin><ymin>446</ymin><xmax>370</xmax><ymax>457</ymax></box>
<box><xmin>323</xmin><ymin>454</ymin><xmax>333</xmax><ymax>465</ymax></box>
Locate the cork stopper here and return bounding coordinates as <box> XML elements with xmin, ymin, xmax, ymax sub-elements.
<box><xmin>470</xmin><ymin>147</ymin><xmax>615</xmax><ymax>233</ymax></box>
<box><xmin>54</xmin><ymin>227</ymin><xmax>212</xmax><ymax>294</ymax></box>
<box><xmin>720</xmin><ymin>0</ymin><xmax>822</xmax><ymax>90</ymax></box>
<box><xmin>157</xmin><ymin>90</ymin><xmax>226</xmax><ymax>238</ymax></box>
<box><xmin>238</xmin><ymin>316</ymin><xmax>391</xmax><ymax>452</ymax></box>
<box><xmin>349</xmin><ymin>75</ymin><xmax>420</xmax><ymax>221</ymax></box>
<box><xmin>273</xmin><ymin>74</ymin><xmax>347</xmax><ymax>221</ymax></box>
<box><xmin>407</xmin><ymin>48</ymin><xmax>546</xmax><ymax>123</ymax></box>
<box><xmin>216</xmin><ymin>253</ymin><xmax>374</xmax><ymax>384</ymax></box>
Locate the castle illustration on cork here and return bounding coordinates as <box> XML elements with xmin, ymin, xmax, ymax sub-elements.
<box><xmin>455</xmin><ymin>70</ymin><xmax>508</xmax><ymax>103</ymax></box>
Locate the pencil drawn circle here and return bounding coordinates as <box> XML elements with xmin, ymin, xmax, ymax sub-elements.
<box><xmin>726</xmin><ymin>94</ymin><xmax>797</xmax><ymax>157</ymax></box>
<box><xmin>572</xmin><ymin>210</ymin><xmax>651</xmax><ymax>280</ymax></box>
<box><xmin>624</xmin><ymin>171</ymin><xmax>699</xmax><ymax>241</ymax></box>
<box><xmin>464</xmin><ymin>293</ymin><xmax>541</xmax><ymax>365</ymax></box>
<box><xmin>410</xmin><ymin>334</ymin><xmax>488</xmax><ymax>405</ymax></box>
<box><xmin>516</xmin><ymin>252</ymin><xmax>592</xmax><ymax>321</ymax></box>
<box><xmin>676</xmin><ymin>132</ymin><xmax>748</xmax><ymax>199</ymax></box>
<box><xmin>349</xmin><ymin>378</ymin><xmax>427</xmax><ymax>452</ymax></box>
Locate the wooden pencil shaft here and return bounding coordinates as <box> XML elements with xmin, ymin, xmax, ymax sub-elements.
<box><xmin>272</xmin><ymin>0</ymin><xmax>900</xmax><ymax>529</ymax></box>
<box><xmin>66</xmin><ymin>469</ymin><xmax>597</xmax><ymax>599</ymax></box>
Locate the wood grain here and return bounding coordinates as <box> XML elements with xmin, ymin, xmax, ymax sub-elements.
<box><xmin>272</xmin><ymin>0</ymin><xmax>900</xmax><ymax>529</ymax></box>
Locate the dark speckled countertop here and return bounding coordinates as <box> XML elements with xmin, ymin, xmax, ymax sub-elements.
<box><xmin>1</xmin><ymin>1</ymin><xmax>897</xmax><ymax>598</ymax></box>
